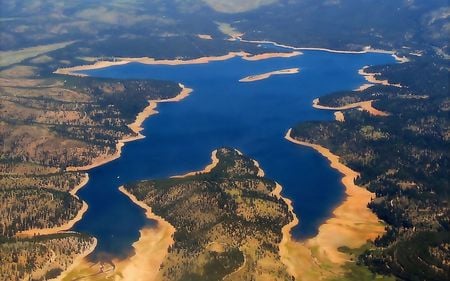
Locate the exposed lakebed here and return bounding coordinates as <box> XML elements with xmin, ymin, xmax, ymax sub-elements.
<box><xmin>72</xmin><ymin>50</ymin><xmax>395</xmax><ymax>260</ymax></box>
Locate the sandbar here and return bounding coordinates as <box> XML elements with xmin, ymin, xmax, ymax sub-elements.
<box><xmin>281</xmin><ymin>129</ymin><xmax>385</xmax><ymax>280</ymax></box>
<box><xmin>239</xmin><ymin>68</ymin><xmax>300</xmax><ymax>82</ymax></box>
<box><xmin>197</xmin><ymin>34</ymin><xmax>213</xmax><ymax>40</ymax></box>
<box><xmin>242</xmin><ymin>51</ymin><xmax>302</xmax><ymax>61</ymax></box>
<box><xmin>313</xmin><ymin>98</ymin><xmax>389</xmax><ymax>117</ymax></box>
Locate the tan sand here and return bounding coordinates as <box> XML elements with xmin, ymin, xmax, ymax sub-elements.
<box><xmin>54</xmin><ymin>52</ymin><xmax>302</xmax><ymax>77</ymax></box>
<box><xmin>334</xmin><ymin>111</ymin><xmax>345</xmax><ymax>122</ymax></box>
<box><xmin>358</xmin><ymin>66</ymin><xmax>402</xmax><ymax>87</ymax></box>
<box><xmin>313</xmin><ymin>98</ymin><xmax>389</xmax><ymax>117</ymax></box>
<box><xmin>279</xmin><ymin>129</ymin><xmax>385</xmax><ymax>280</ymax></box>
<box><xmin>128</xmin><ymin>102</ymin><xmax>158</xmax><ymax>135</ymax></box>
<box><xmin>252</xmin><ymin>159</ymin><xmax>265</xmax><ymax>177</ymax></box>
<box><xmin>16</xmin><ymin>172</ymin><xmax>90</xmax><ymax>238</ymax></box>
<box><xmin>66</xmin><ymin>84</ymin><xmax>193</xmax><ymax>172</ymax></box>
<box><xmin>239</xmin><ymin>68</ymin><xmax>300</xmax><ymax>82</ymax></box>
<box><xmin>117</xmin><ymin>186</ymin><xmax>176</xmax><ymax>281</ymax></box>
<box><xmin>354</xmin><ymin>83</ymin><xmax>374</xmax><ymax>92</ymax></box>
<box><xmin>197</xmin><ymin>34</ymin><xmax>213</xmax><ymax>40</ymax></box>
<box><xmin>70</xmin><ymin>173</ymin><xmax>89</xmax><ymax>196</ymax></box>
<box><xmin>171</xmin><ymin>149</ymin><xmax>219</xmax><ymax>178</ymax></box>
<box><xmin>242</xmin><ymin>51</ymin><xmax>302</xmax><ymax>61</ymax></box>
<box><xmin>52</xmin><ymin>238</ymin><xmax>98</xmax><ymax>281</ymax></box>
<box><xmin>54</xmin><ymin>53</ymin><xmax>246</xmax><ymax>76</ymax></box>
<box><xmin>238</xmin><ymin>38</ymin><xmax>408</xmax><ymax>60</ymax></box>
<box><xmin>271</xmin><ymin>182</ymin><xmax>300</xmax><ymax>279</ymax></box>
<box><xmin>16</xmin><ymin>201</ymin><xmax>89</xmax><ymax>238</ymax></box>
<box><xmin>358</xmin><ymin>101</ymin><xmax>390</xmax><ymax>116</ymax></box>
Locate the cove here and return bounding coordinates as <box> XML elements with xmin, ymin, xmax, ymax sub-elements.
<box><xmin>73</xmin><ymin>50</ymin><xmax>395</xmax><ymax>261</ymax></box>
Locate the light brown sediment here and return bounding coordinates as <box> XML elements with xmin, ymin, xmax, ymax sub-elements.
<box><xmin>197</xmin><ymin>34</ymin><xmax>213</xmax><ymax>40</ymax></box>
<box><xmin>52</xmin><ymin>238</ymin><xmax>98</xmax><ymax>281</ymax></box>
<box><xmin>279</xmin><ymin>129</ymin><xmax>385</xmax><ymax>280</ymax></box>
<box><xmin>313</xmin><ymin>98</ymin><xmax>389</xmax><ymax>117</ymax></box>
<box><xmin>54</xmin><ymin>51</ymin><xmax>302</xmax><ymax>77</ymax></box>
<box><xmin>171</xmin><ymin>149</ymin><xmax>219</xmax><ymax>178</ymax></box>
<box><xmin>237</xmin><ymin>38</ymin><xmax>409</xmax><ymax>61</ymax></box>
<box><xmin>18</xmin><ymin>83</ymin><xmax>190</xmax><ymax>243</ymax></box>
<box><xmin>43</xmin><ymin>79</ymin><xmax>191</xmax><ymax>280</ymax></box>
<box><xmin>358</xmin><ymin>66</ymin><xmax>402</xmax><ymax>87</ymax></box>
<box><xmin>128</xmin><ymin>102</ymin><xmax>158</xmax><ymax>135</ymax></box>
<box><xmin>239</xmin><ymin>68</ymin><xmax>300</xmax><ymax>82</ymax></box>
<box><xmin>16</xmin><ymin>201</ymin><xmax>89</xmax><ymax>238</ymax></box>
<box><xmin>16</xmin><ymin>173</ymin><xmax>90</xmax><ymax>238</ymax></box>
<box><xmin>70</xmin><ymin>173</ymin><xmax>89</xmax><ymax>196</ymax></box>
<box><xmin>65</xmin><ymin>84</ymin><xmax>193</xmax><ymax>172</ymax></box>
<box><xmin>354</xmin><ymin>83</ymin><xmax>374</xmax><ymax>92</ymax></box>
<box><xmin>242</xmin><ymin>51</ymin><xmax>302</xmax><ymax>61</ymax></box>
<box><xmin>117</xmin><ymin>186</ymin><xmax>176</xmax><ymax>281</ymax></box>
<box><xmin>271</xmin><ymin>182</ymin><xmax>300</xmax><ymax>279</ymax></box>
<box><xmin>334</xmin><ymin>111</ymin><xmax>345</xmax><ymax>122</ymax></box>
<box><xmin>252</xmin><ymin>159</ymin><xmax>265</xmax><ymax>177</ymax></box>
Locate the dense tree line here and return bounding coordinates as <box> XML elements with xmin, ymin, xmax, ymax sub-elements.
<box><xmin>292</xmin><ymin>56</ymin><xmax>449</xmax><ymax>281</ymax></box>
<box><xmin>125</xmin><ymin>148</ymin><xmax>293</xmax><ymax>281</ymax></box>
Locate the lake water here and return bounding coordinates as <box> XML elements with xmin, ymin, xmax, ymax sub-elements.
<box><xmin>73</xmin><ymin>50</ymin><xmax>394</xmax><ymax>261</ymax></box>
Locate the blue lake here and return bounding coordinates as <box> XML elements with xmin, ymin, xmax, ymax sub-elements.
<box><xmin>73</xmin><ymin>50</ymin><xmax>395</xmax><ymax>261</ymax></box>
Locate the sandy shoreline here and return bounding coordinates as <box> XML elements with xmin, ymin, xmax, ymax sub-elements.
<box><xmin>66</xmin><ymin>84</ymin><xmax>193</xmax><ymax>172</ymax></box>
<box><xmin>70</xmin><ymin>172</ymin><xmax>89</xmax><ymax>196</ymax></box>
<box><xmin>252</xmin><ymin>159</ymin><xmax>265</xmax><ymax>177</ymax></box>
<box><xmin>16</xmin><ymin>201</ymin><xmax>89</xmax><ymax>238</ymax></box>
<box><xmin>242</xmin><ymin>51</ymin><xmax>302</xmax><ymax>61</ymax></box>
<box><xmin>171</xmin><ymin>149</ymin><xmax>219</xmax><ymax>178</ymax></box>
<box><xmin>44</xmin><ymin>77</ymin><xmax>191</xmax><ymax>281</ymax></box>
<box><xmin>54</xmin><ymin>39</ymin><xmax>407</xmax><ymax>79</ymax></box>
<box><xmin>358</xmin><ymin>66</ymin><xmax>402</xmax><ymax>87</ymax></box>
<box><xmin>238</xmin><ymin>38</ymin><xmax>409</xmax><ymax>62</ymax></box>
<box><xmin>282</xmin><ymin>129</ymin><xmax>385</xmax><ymax>280</ymax></box>
<box><xmin>239</xmin><ymin>68</ymin><xmax>300</xmax><ymax>82</ymax></box>
<box><xmin>16</xmin><ymin>173</ymin><xmax>90</xmax><ymax>238</ymax></box>
<box><xmin>313</xmin><ymin>98</ymin><xmax>389</xmax><ymax>117</ymax></box>
<box><xmin>354</xmin><ymin>83</ymin><xmax>374</xmax><ymax>92</ymax></box>
<box><xmin>52</xmin><ymin>238</ymin><xmax>98</xmax><ymax>281</ymax></box>
<box><xmin>54</xmin><ymin>51</ymin><xmax>301</xmax><ymax>77</ymax></box>
<box><xmin>271</xmin><ymin>182</ymin><xmax>300</xmax><ymax>279</ymax></box>
<box><xmin>117</xmin><ymin>186</ymin><xmax>176</xmax><ymax>281</ymax></box>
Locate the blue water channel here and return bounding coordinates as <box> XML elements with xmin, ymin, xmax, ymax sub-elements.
<box><xmin>73</xmin><ymin>50</ymin><xmax>395</xmax><ymax>260</ymax></box>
